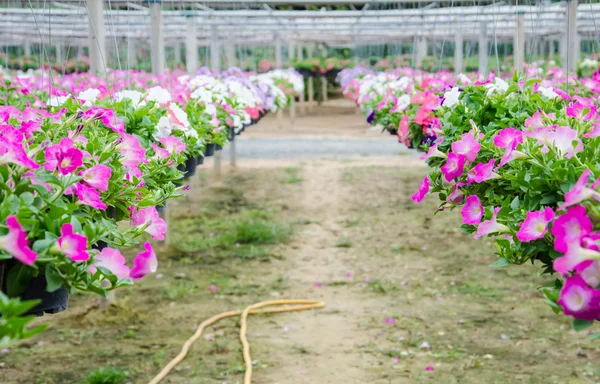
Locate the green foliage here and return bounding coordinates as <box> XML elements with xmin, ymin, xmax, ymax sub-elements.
<box><xmin>0</xmin><ymin>292</ymin><xmax>47</xmax><ymax>347</ymax></box>
<box><xmin>83</xmin><ymin>368</ymin><xmax>129</xmax><ymax>384</ymax></box>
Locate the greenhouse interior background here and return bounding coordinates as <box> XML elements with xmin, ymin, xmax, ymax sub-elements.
<box><xmin>2</xmin><ymin>1</ymin><xmax>600</xmax><ymax>383</ymax></box>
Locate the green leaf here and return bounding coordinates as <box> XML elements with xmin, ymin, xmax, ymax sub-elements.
<box><xmin>6</xmin><ymin>263</ymin><xmax>34</xmax><ymax>298</ymax></box>
<box><xmin>44</xmin><ymin>264</ymin><xmax>63</xmax><ymax>293</ymax></box>
<box><xmin>573</xmin><ymin>319</ymin><xmax>594</xmax><ymax>332</ymax></box>
<box><xmin>489</xmin><ymin>258</ymin><xmax>510</xmax><ymax>268</ymax></box>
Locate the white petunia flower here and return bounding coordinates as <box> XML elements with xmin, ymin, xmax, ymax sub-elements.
<box><xmin>78</xmin><ymin>88</ymin><xmax>101</xmax><ymax>106</ymax></box>
<box><xmin>153</xmin><ymin>116</ymin><xmax>172</xmax><ymax>140</ymax></box>
<box><xmin>146</xmin><ymin>86</ymin><xmax>172</xmax><ymax>104</ymax></box>
<box><xmin>115</xmin><ymin>90</ymin><xmax>146</xmax><ymax>109</ymax></box>
<box><xmin>47</xmin><ymin>95</ymin><xmax>70</xmax><ymax>107</ymax></box>
<box><xmin>538</xmin><ymin>86</ymin><xmax>558</xmax><ymax>99</ymax></box>
<box><xmin>442</xmin><ymin>87</ymin><xmax>462</xmax><ymax>107</ymax></box>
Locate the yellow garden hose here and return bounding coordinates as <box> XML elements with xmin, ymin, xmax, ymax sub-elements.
<box><xmin>148</xmin><ymin>299</ymin><xmax>325</xmax><ymax>384</ymax></box>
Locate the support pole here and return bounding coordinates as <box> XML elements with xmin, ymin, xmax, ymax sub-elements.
<box><xmin>307</xmin><ymin>45</ymin><xmax>314</xmax><ymax>111</ymax></box>
<box><xmin>288</xmin><ymin>42</ymin><xmax>296</xmax><ymax>124</ymax></box>
<box><xmin>24</xmin><ymin>41</ymin><xmax>31</xmax><ymax>57</ymax></box>
<box><xmin>514</xmin><ymin>12</ymin><xmax>525</xmax><ymax>74</ymax></box>
<box><xmin>88</xmin><ymin>0</ymin><xmax>106</xmax><ymax>74</ymax></box>
<box><xmin>565</xmin><ymin>0</ymin><xmax>578</xmax><ymax>72</ymax></box>
<box><xmin>454</xmin><ymin>32</ymin><xmax>463</xmax><ymax>75</ymax></box>
<box><xmin>229</xmin><ymin>129</ymin><xmax>236</xmax><ymax>168</ymax></box>
<box><xmin>297</xmin><ymin>44</ymin><xmax>305</xmax><ymax>115</ymax></box>
<box><xmin>210</xmin><ymin>27</ymin><xmax>220</xmax><ymax>73</ymax></box>
<box><xmin>478</xmin><ymin>24</ymin><xmax>488</xmax><ymax>79</ymax></box>
<box><xmin>226</xmin><ymin>44</ymin><xmax>236</xmax><ymax>69</ymax></box>
<box><xmin>185</xmin><ymin>17</ymin><xmax>198</xmax><ymax>75</ymax></box>
<box><xmin>126</xmin><ymin>38</ymin><xmax>137</xmax><ymax>69</ymax></box>
<box><xmin>174</xmin><ymin>43</ymin><xmax>182</xmax><ymax>68</ymax></box>
<box><xmin>320</xmin><ymin>45</ymin><xmax>328</xmax><ymax>103</ymax></box>
<box><xmin>415</xmin><ymin>36</ymin><xmax>427</xmax><ymax>69</ymax></box>
<box><xmin>150</xmin><ymin>0</ymin><xmax>165</xmax><ymax>74</ymax></box>
<box><xmin>56</xmin><ymin>44</ymin><xmax>63</xmax><ymax>65</ymax></box>
<box><xmin>275</xmin><ymin>37</ymin><xmax>282</xmax><ymax>68</ymax></box>
<box><xmin>210</xmin><ymin>27</ymin><xmax>222</xmax><ymax>181</ymax></box>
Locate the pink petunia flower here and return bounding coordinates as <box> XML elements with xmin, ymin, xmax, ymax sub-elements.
<box><xmin>493</xmin><ymin>128</ymin><xmax>523</xmax><ymax>149</ymax></box>
<box><xmin>58</xmin><ymin>223</ymin><xmax>90</xmax><ymax>262</ymax></box>
<box><xmin>90</xmin><ymin>247</ymin><xmax>130</xmax><ymax>279</ymax></box>
<box><xmin>551</xmin><ymin>206</ymin><xmax>600</xmax><ymax>275</ymax></box>
<box><xmin>576</xmin><ymin>260</ymin><xmax>600</xmax><ymax>288</ymax></box>
<box><xmin>475</xmin><ymin>207</ymin><xmax>509</xmax><ymax>239</ymax></box>
<box><xmin>461</xmin><ymin>195</ymin><xmax>484</xmax><ymax>225</ymax></box>
<box><xmin>524</xmin><ymin>111</ymin><xmax>544</xmax><ymax>131</ymax></box>
<box><xmin>129</xmin><ymin>242</ymin><xmax>158</xmax><ymax>279</ymax></box>
<box><xmin>451</xmin><ymin>133</ymin><xmax>481</xmax><ymax>162</ymax></box>
<box><xmin>558</xmin><ymin>170</ymin><xmax>600</xmax><ymax>211</ymax></box>
<box><xmin>0</xmin><ymin>216</ymin><xmax>37</xmax><ymax>265</ymax></box>
<box><xmin>80</xmin><ymin>164</ymin><xmax>111</xmax><ymax>192</ymax></box>
<box><xmin>159</xmin><ymin>136</ymin><xmax>186</xmax><ymax>155</ymax></box>
<box><xmin>129</xmin><ymin>206</ymin><xmax>167</xmax><ymax>240</ymax></box>
<box><xmin>117</xmin><ymin>133</ymin><xmax>148</xmax><ymax>171</ymax></box>
<box><xmin>440</xmin><ymin>152</ymin><xmax>465</xmax><ymax>182</ymax></box>
<box><xmin>467</xmin><ymin>159</ymin><xmax>499</xmax><ymax>184</ymax></box>
<box><xmin>0</xmin><ymin>134</ymin><xmax>39</xmax><ymax>170</ymax></box>
<box><xmin>557</xmin><ymin>274</ymin><xmax>600</xmax><ymax>321</ymax></box>
<box><xmin>152</xmin><ymin>143</ymin><xmax>170</xmax><ymax>159</ymax></box>
<box><xmin>44</xmin><ymin>138</ymin><xmax>83</xmax><ymax>175</ymax></box>
<box><xmin>397</xmin><ymin>115</ymin><xmax>411</xmax><ymax>147</ymax></box>
<box><xmin>420</xmin><ymin>138</ymin><xmax>446</xmax><ymax>161</ymax></box>
<box><xmin>446</xmin><ymin>182</ymin><xmax>465</xmax><ymax>204</ymax></box>
<box><xmin>583</xmin><ymin>122</ymin><xmax>600</xmax><ymax>139</ymax></box>
<box><xmin>73</xmin><ymin>183</ymin><xmax>107</xmax><ymax>210</ymax></box>
<box><xmin>412</xmin><ymin>177</ymin><xmax>430</xmax><ymax>203</ymax></box>
<box><xmin>515</xmin><ymin>207</ymin><xmax>555</xmax><ymax>242</ymax></box>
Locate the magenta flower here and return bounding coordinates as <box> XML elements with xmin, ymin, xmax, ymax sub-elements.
<box><xmin>412</xmin><ymin>177</ymin><xmax>430</xmax><ymax>203</ymax></box>
<box><xmin>425</xmin><ymin>366</ymin><xmax>435</xmax><ymax>372</ymax></box>
<box><xmin>0</xmin><ymin>216</ymin><xmax>37</xmax><ymax>265</ymax></box>
<box><xmin>516</xmin><ymin>207</ymin><xmax>555</xmax><ymax>242</ymax></box>
<box><xmin>461</xmin><ymin>195</ymin><xmax>483</xmax><ymax>225</ymax></box>
<box><xmin>129</xmin><ymin>242</ymin><xmax>158</xmax><ymax>279</ymax></box>
<box><xmin>451</xmin><ymin>133</ymin><xmax>480</xmax><ymax>162</ymax></box>
<box><xmin>90</xmin><ymin>247</ymin><xmax>130</xmax><ymax>279</ymax></box>
<box><xmin>58</xmin><ymin>223</ymin><xmax>90</xmax><ymax>262</ymax></box>
<box><xmin>82</xmin><ymin>107</ymin><xmax>125</xmax><ymax>135</ymax></box>
<box><xmin>440</xmin><ymin>152</ymin><xmax>465</xmax><ymax>182</ymax></box>
<box><xmin>557</xmin><ymin>274</ymin><xmax>600</xmax><ymax>321</ymax></box>
<box><xmin>549</xmin><ymin>126</ymin><xmax>583</xmax><ymax>158</ymax></box>
<box><xmin>129</xmin><ymin>206</ymin><xmax>167</xmax><ymax>240</ymax></box>
<box><xmin>159</xmin><ymin>136</ymin><xmax>186</xmax><ymax>155</ymax></box>
<box><xmin>209</xmin><ymin>284</ymin><xmax>218</xmax><ymax>293</ymax></box>
<box><xmin>74</xmin><ymin>183</ymin><xmax>107</xmax><ymax>210</ymax></box>
<box><xmin>80</xmin><ymin>164</ymin><xmax>111</xmax><ymax>192</ymax></box>
<box><xmin>385</xmin><ymin>317</ymin><xmax>396</xmax><ymax>325</ymax></box>
<box><xmin>558</xmin><ymin>170</ymin><xmax>600</xmax><ymax>211</ymax></box>
<box><xmin>493</xmin><ymin>128</ymin><xmax>523</xmax><ymax>149</ymax></box>
<box><xmin>467</xmin><ymin>159</ymin><xmax>499</xmax><ymax>184</ymax></box>
<box><xmin>44</xmin><ymin>138</ymin><xmax>83</xmax><ymax>175</ymax></box>
<box><xmin>475</xmin><ymin>207</ymin><xmax>509</xmax><ymax>239</ymax></box>
<box><xmin>498</xmin><ymin>140</ymin><xmax>527</xmax><ymax>167</ymax></box>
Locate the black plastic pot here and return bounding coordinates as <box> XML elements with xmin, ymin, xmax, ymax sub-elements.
<box><xmin>0</xmin><ymin>260</ymin><xmax>69</xmax><ymax>317</ymax></box>
<box><xmin>205</xmin><ymin>143</ymin><xmax>216</xmax><ymax>157</ymax></box>
<box><xmin>196</xmin><ymin>155</ymin><xmax>204</xmax><ymax>165</ymax></box>
<box><xmin>157</xmin><ymin>202</ymin><xmax>166</xmax><ymax>213</ymax></box>
<box><xmin>228</xmin><ymin>128</ymin><xmax>235</xmax><ymax>141</ymax></box>
<box><xmin>177</xmin><ymin>157</ymin><xmax>197</xmax><ymax>178</ymax></box>
<box><xmin>216</xmin><ymin>144</ymin><xmax>223</xmax><ymax>151</ymax></box>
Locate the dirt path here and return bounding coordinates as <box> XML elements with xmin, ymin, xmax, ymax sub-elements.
<box><xmin>252</xmin><ymin>161</ymin><xmax>378</xmax><ymax>383</ymax></box>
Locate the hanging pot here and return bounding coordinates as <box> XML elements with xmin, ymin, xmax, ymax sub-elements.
<box><xmin>228</xmin><ymin>128</ymin><xmax>235</xmax><ymax>141</ymax></box>
<box><xmin>157</xmin><ymin>202</ymin><xmax>167</xmax><ymax>214</ymax></box>
<box><xmin>196</xmin><ymin>155</ymin><xmax>204</xmax><ymax>165</ymax></box>
<box><xmin>205</xmin><ymin>143</ymin><xmax>216</xmax><ymax>157</ymax></box>
<box><xmin>0</xmin><ymin>260</ymin><xmax>69</xmax><ymax>317</ymax></box>
<box><xmin>185</xmin><ymin>157</ymin><xmax>197</xmax><ymax>177</ymax></box>
<box><xmin>216</xmin><ymin>144</ymin><xmax>223</xmax><ymax>151</ymax></box>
